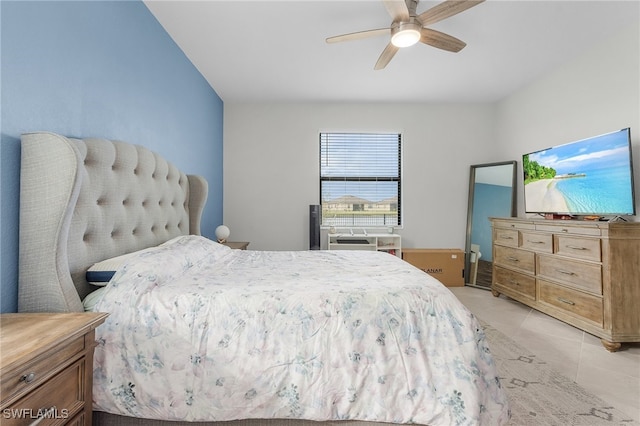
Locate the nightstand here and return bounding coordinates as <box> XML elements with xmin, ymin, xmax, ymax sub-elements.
<box><xmin>0</xmin><ymin>312</ymin><xmax>108</xmax><ymax>426</ymax></box>
<box><xmin>222</xmin><ymin>241</ymin><xmax>250</xmax><ymax>250</ymax></box>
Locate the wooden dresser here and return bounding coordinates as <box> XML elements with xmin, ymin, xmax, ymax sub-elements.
<box><xmin>490</xmin><ymin>217</ymin><xmax>640</xmax><ymax>352</ymax></box>
<box><xmin>0</xmin><ymin>312</ymin><xmax>107</xmax><ymax>426</ymax></box>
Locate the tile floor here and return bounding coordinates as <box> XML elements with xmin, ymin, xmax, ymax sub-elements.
<box><xmin>449</xmin><ymin>286</ymin><xmax>640</xmax><ymax>422</ymax></box>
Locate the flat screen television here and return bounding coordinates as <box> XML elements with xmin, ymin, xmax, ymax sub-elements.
<box><xmin>523</xmin><ymin>128</ymin><xmax>636</xmax><ymax>217</ymax></box>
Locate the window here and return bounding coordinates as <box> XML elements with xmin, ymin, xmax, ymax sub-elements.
<box><xmin>320</xmin><ymin>132</ymin><xmax>402</xmax><ymax>227</ymax></box>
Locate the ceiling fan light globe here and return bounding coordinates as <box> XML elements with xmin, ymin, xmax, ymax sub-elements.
<box><xmin>391</xmin><ymin>29</ymin><xmax>421</xmax><ymax>47</ymax></box>
<box><xmin>390</xmin><ymin>20</ymin><xmax>422</xmax><ymax>48</ymax></box>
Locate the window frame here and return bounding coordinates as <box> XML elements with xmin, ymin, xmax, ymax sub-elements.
<box><xmin>319</xmin><ymin>132</ymin><xmax>403</xmax><ymax>229</ymax></box>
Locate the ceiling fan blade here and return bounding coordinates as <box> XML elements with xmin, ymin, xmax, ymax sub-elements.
<box><xmin>420</xmin><ymin>28</ymin><xmax>466</xmax><ymax>52</ymax></box>
<box><xmin>374</xmin><ymin>43</ymin><xmax>399</xmax><ymax>70</ymax></box>
<box><xmin>383</xmin><ymin>0</ymin><xmax>409</xmax><ymax>21</ymax></box>
<box><xmin>326</xmin><ymin>28</ymin><xmax>389</xmax><ymax>44</ymax></box>
<box><xmin>417</xmin><ymin>0</ymin><xmax>485</xmax><ymax>26</ymax></box>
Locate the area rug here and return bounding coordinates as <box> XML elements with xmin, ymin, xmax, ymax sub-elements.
<box><xmin>482</xmin><ymin>321</ymin><xmax>639</xmax><ymax>425</ymax></box>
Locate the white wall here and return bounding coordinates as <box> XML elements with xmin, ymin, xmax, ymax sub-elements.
<box><xmin>223</xmin><ymin>103</ymin><xmax>497</xmax><ymax>250</ymax></box>
<box><xmin>495</xmin><ymin>22</ymin><xmax>640</xmax><ymax>220</ymax></box>
<box><xmin>223</xmin><ymin>19</ymin><xmax>640</xmax><ymax>251</ymax></box>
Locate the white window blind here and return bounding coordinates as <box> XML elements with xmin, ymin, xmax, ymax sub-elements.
<box><xmin>320</xmin><ymin>132</ymin><xmax>401</xmax><ymax>227</ymax></box>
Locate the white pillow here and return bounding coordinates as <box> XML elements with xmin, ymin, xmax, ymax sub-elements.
<box><xmin>85</xmin><ymin>236</ymin><xmax>197</xmax><ymax>286</ymax></box>
<box><xmin>83</xmin><ymin>287</ymin><xmax>107</xmax><ymax>311</ymax></box>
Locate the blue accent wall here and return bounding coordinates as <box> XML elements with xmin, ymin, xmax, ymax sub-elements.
<box><xmin>1</xmin><ymin>1</ymin><xmax>223</xmax><ymax>313</ymax></box>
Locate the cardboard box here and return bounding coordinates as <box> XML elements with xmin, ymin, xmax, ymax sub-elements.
<box><xmin>401</xmin><ymin>249</ymin><xmax>465</xmax><ymax>287</ymax></box>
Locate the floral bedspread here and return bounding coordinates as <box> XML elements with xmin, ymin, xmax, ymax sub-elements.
<box><xmin>91</xmin><ymin>235</ymin><xmax>509</xmax><ymax>425</ymax></box>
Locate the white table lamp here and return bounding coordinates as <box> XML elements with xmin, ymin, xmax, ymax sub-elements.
<box><xmin>215</xmin><ymin>225</ymin><xmax>230</xmax><ymax>243</ymax></box>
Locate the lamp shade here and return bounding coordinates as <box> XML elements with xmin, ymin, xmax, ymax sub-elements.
<box><xmin>215</xmin><ymin>225</ymin><xmax>230</xmax><ymax>243</ymax></box>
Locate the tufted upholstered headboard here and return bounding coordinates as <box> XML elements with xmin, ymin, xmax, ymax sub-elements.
<box><xmin>18</xmin><ymin>132</ymin><xmax>208</xmax><ymax>313</ymax></box>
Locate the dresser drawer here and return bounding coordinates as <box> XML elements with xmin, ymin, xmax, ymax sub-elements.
<box><xmin>2</xmin><ymin>359</ymin><xmax>85</xmax><ymax>426</ymax></box>
<box><xmin>493</xmin><ymin>266</ymin><xmax>536</xmax><ymax>300</ymax></box>
<box><xmin>494</xmin><ymin>229</ymin><xmax>519</xmax><ymax>247</ymax></box>
<box><xmin>493</xmin><ymin>219</ymin><xmax>535</xmax><ymax>231</ymax></box>
<box><xmin>494</xmin><ymin>246</ymin><xmax>535</xmax><ymax>273</ymax></box>
<box><xmin>539</xmin><ymin>280</ymin><xmax>603</xmax><ymax>326</ymax></box>
<box><xmin>537</xmin><ymin>254</ymin><xmax>602</xmax><ymax>294</ymax></box>
<box><xmin>520</xmin><ymin>231</ymin><xmax>553</xmax><ymax>253</ymax></box>
<box><xmin>555</xmin><ymin>235</ymin><xmax>601</xmax><ymax>262</ymax></box>
<box><xmin>64</xmin><ymin>413</ymin><xmax>85</xmax><ymax>426</ymax></box>
<box><xmin>1</xmin><ymin>336</ymin><xmax>85</xmax><ymax>404</ymax></box>
<box><xmin>535</xmin><ymin>223</ymin><xmax>602</xmax><ymax>236</ymax></box>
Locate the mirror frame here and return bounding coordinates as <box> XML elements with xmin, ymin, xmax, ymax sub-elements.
<box><xmin>464</xmin><ymin>161</ymin><xmax>517</xmax><ymax>287</ymax></box>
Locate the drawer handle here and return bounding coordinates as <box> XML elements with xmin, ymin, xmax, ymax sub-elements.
<box><xmin>527</xmin><ymin>240</ymin><xmax>546</xmax><ymax>244</ymax></box>
<box><xmin>20</xmin><ymin>372</ymin><xmax>36</xmax><ymax>383</ymax></box>
<box><xmin>29</xmin><ymin>406</ymin><xmax>57</xmax><ymax>426</ymax></box>
<box><xmin>557</xmin><ymin>297</ymin><xmax>576</xmax><ymax>306</ymax></box>
<box><xmin>507</xmin><ymin>256</ymin><xmax>519</xmax><ymax>262</ymax></box>
<box><xmin>566</xmin><ymin>245</ymin><xmax>587</xmax><ymax>251</ymax></box>
<box><xmin>556</xmin><ymin>269</ymin><xmax>576</xmax><ymax>276</ymax></box>
<box><xmin>30</xmin><ymin>416</ymin><xmax>46</xmax><ymax>426</ymax></box>
<box><xmin>508</xmin><ymin>279</ymin><xmax>520</xmax><ymax>286</ymax></box>
<box><xmin>501</xmin><ymin>236</ymin><xmax>514</xmax><ymax>240</ymax></box>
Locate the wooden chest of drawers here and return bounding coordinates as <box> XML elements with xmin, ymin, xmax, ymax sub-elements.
<box><xmin>491</xmin><ymin>217</ymin><xmax>640</xmax><ymax>352</ymax></box>
<box><xmin>1</xmin><ymin>313</ymin><xmax>107</xmax><ymax>426</ymax></box>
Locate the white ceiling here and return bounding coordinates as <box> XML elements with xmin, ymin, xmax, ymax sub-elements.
<box><xmin>144</xmin><ymin>0</ymin><xmax>639</xmax><ymax>103</ymax></box>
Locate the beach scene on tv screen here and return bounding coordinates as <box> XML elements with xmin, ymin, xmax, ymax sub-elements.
<box><xmin>523</xmin><ymin>131</ymin><xmax>634</xmax><ymax>215</ymax></box>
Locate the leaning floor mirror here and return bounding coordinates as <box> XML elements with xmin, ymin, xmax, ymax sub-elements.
<box><xmin>465</xmin><ymin>161</ymin><xmax>517</xmax><ymax>289</ymax></box>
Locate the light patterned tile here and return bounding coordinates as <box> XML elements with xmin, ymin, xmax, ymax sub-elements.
<box><xmin>579</xmin><ymin>340</ymin><xmax>640</xmax><ymax>379</ymax></box>
<box><xmin>582</xmin><ymin>330</ymin><xmax>606</xmax><ymax>348</ymax></box>
<box><xmin>450</xmin><ymin>287</ymin><xmax>531</xmax><ymax>335</ymax></box>
<box><xmin>511</xmin><ymin>327</ymin><xmax>583</xmax><ymax>380</ymax></box>
<box><xmin>519</xmin><ymin>309</ymin><xmax>584</xmax><ymax>342</ymax></box>
<box><xmin>576</xmin><ymin>364</ymin><xmax>640</xmax><ymax>423</ymax></box>
<box><xmin>453</xmin><ymin>285</ymin><xmax>636</xmax><ymax>419</ymax></box>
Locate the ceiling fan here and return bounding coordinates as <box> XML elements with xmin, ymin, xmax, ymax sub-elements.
<box><xmin>326</xmin><ymin>0</ymin><xmax>485</xmax><ymax>70</ymax></box>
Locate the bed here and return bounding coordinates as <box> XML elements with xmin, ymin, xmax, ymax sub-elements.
<box><xmin>18</xmin><ymin>132</ymin><xmax>509</xmax><ymax>426</ymax></box>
